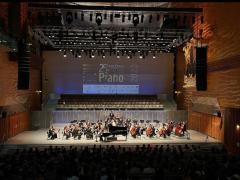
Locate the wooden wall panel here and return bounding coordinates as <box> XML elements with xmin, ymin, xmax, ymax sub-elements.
<box><xmin>0</xmin><ymin>112</ymin><xmax>30</xmax><ymax>143</ymax></box>
<box><xmin>188</xmin><ymin>111</ymin><xmax>224</xmax><ymax>142</ymax></box>
<box><xmin>175</xmin><ymin>3</ymin><xmax>240</xmax><ymax>110</ymax></box>
<box><xmin>0</xmin><ymin>47</ymin><xmax>42</xmax><ymax>113</ymax></box>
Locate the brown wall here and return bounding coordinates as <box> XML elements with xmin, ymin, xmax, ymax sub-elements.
<box><xmin>176</xmin><ymin>3</ymin><xmax>240</xmax><ymax>109</ymax></box>
<box><xmin>188</xmin><ymin>111</ymin><xmax>224</xmax><ymax>142</ymax></box>
<box><xmin>0</xmin><ymin>112</ymin><xmax>30</xmax><ymax>143</ymax></box>
<box><xmin>0</xmin><ymin>47</ymin><xmax>42</xmax><ymax>113</ymax></box>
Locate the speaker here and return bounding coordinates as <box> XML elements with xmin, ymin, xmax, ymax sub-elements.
<box><xmin>17</xmin><ymin>39</ymin><xmax>30</xmax><ymax>90</ymax></box>
<box><xmin>196</xmin><ymin>47</ymin><xmax>207</xmax><ymax>91</ymax></box>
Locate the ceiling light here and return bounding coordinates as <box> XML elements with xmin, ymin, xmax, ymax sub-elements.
<box><xmin>96</xmin><ymin>13</ymin><xmax>102</xmax><ymax>26</ymax></box>
<box><xmin>133</xmin><ymin>14</ymin><xmax>139</xmax><ymax>26</ymax></box>
<box><xmin>63</xmin><ymin>51</ymin><xmax>67</xmax><ymax>57</ymax></box>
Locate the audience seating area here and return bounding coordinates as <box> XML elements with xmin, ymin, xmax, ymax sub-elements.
<box><xmin>0</xmin><ymin>144</ymin><xmax>239</xmax><ymax>180</ymax></box>
<box><xmin>57</xmin><ymin>94</ymin><xmax>164</xmax><ymax>110</ymax></box>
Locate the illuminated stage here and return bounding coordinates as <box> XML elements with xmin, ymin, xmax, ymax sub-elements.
<box><xmin>5</xmin><ymin>129</ymin><xmax>220</xmax><ymax>147</ymax></box>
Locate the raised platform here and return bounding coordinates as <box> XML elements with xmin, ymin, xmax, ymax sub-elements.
<box><xmin>5</xmin><ymin>129</ymin><xmax>221</xmax><ymax>147</ymax></box>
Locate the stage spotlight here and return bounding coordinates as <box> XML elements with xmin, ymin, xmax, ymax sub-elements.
<box><xmin>153</xmin><ymin>52</ymin><xmax>156</xmax><ymax>59</ymax></box>
<box><xmin>96</xmin><ymin>13</ymin><xmax>102</xmax><ymax>26</ymax></box>
<box><xmin>91</xmin><ymin>51</ymin><xmax>95</xmax><ymax>58</ymax></box>
<box><xmin>117</xmin><ymin>51</ymin><xmax>120</xmax><ymax>58</ymax></box>
<box><xmin>63</xmin><ymin>51</ymin><xmax>67</xmax><ymax>57</ymax></box>
<box><xmin>78</xmin><ymin>52</ymin><xmax>82</xmax><ymax>58</ymax></box>
<box><xmin>66</xmin><ymin>12</ymin><xmax>73</xmax><ymax>24</ymax></box>
<box><xmin>133</xmin><ymin>14</ymin><xmax>139</xmax><ymax>26</ymax></box>
<box><xmin>102</xmin><ymin>51</ymin><xmax>105</xmax><ymax>58</ymax></box>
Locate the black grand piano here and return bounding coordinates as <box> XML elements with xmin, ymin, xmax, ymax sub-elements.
<box><xmin>101</xmin><ymin>124</ymin><xmax>128</xmax><ymax>141</ymax></box>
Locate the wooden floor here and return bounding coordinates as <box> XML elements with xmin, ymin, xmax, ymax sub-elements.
<box><xmin>5</xmin><ymin>129</ymin><xmax>220</xmax><ymax>147</ymax></box>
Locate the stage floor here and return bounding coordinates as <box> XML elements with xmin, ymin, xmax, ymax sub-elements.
<box><xmin>5</xmin><ymin>129</ymin><xmax>220</xmax><ymax>147</ymax></box>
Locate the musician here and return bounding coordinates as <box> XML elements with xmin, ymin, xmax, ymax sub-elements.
<box><xmin>109</xmin><ymin>112</ymin><xmax>115</xmax><ymax>119</ymax></box>
<box><xmin>130</xmin><ymin>124</ymin><xmax>137</xmax><ymax>138</ymax></box>
<box><xmin>47</xmin><ymin>126</ymin><xmax>57</xmax><ymax>140</ymax></box>
<box><xmin>146</xmin><ymin>124</ymin><xmax>154</xmax><ymax>137</ymax></box>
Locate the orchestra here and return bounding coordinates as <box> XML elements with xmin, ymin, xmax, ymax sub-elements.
<box><xmin>47</xmin><ymin>112</ymin><xmax>187</xmax><ymax>141</ymax></box>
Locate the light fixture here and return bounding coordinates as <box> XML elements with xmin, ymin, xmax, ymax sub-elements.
<box><xmin>102</xmin><ymin>51</ymin><xmax>105</xmax><ymax>58</ymax></box>
<box><xmin>78</xmin><ymin>52</ymin><xmax>82</xmax><ymax>58</ymax></box>
<box><xmin>133</xmin><ymin>14</ymin><xmax>139</xmax><ymax>26</ymax></box>
<box><xmin>236</xmin><ymin>124</ymin><xmax>240</xmax><ymax>130</ymax></box>
<box><xmin>116</xmin><ymin>51</ymin><xmax>120</xmax><ymax>58</ymax></box>
<box><xmin>91</xmin><ymin>50</ymin><xmax>95</xmax><ymax>58</ymax></box>
<box><xmin>63</xmin><ymin>50</ymin><xmax>67</xmax><ymax>57</ymax></box>
<box><xmin>153</xmin><ymin>52</ymin><xmax>156</xmax><ymax>59</ymax></box>
<box><xmin>96</xmin><ymin>13</ymin><xmax>102</xmax><ymax>26</ymax></box>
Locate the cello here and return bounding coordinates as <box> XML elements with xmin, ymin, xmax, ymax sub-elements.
<box><xmin>130</xmin><ymin>125</ymin><xmax>137</xmax><ymax>138</ymax></box>
<box><xmin>146</xmin><ymin>124</ymin><xmax>154</xmax><ymax>137</ymax></box>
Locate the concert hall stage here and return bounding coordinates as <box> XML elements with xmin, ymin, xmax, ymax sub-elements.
<box><xmin>5</xmin><ymin>129</ymin><xmax>221</xmax><ymax>147</ymax></box>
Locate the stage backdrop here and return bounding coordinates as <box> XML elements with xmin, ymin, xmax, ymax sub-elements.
<box><xmin>42</xmin><ymin>51</ymin><xmax>174</xmax><ymax>96</ymax></box>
